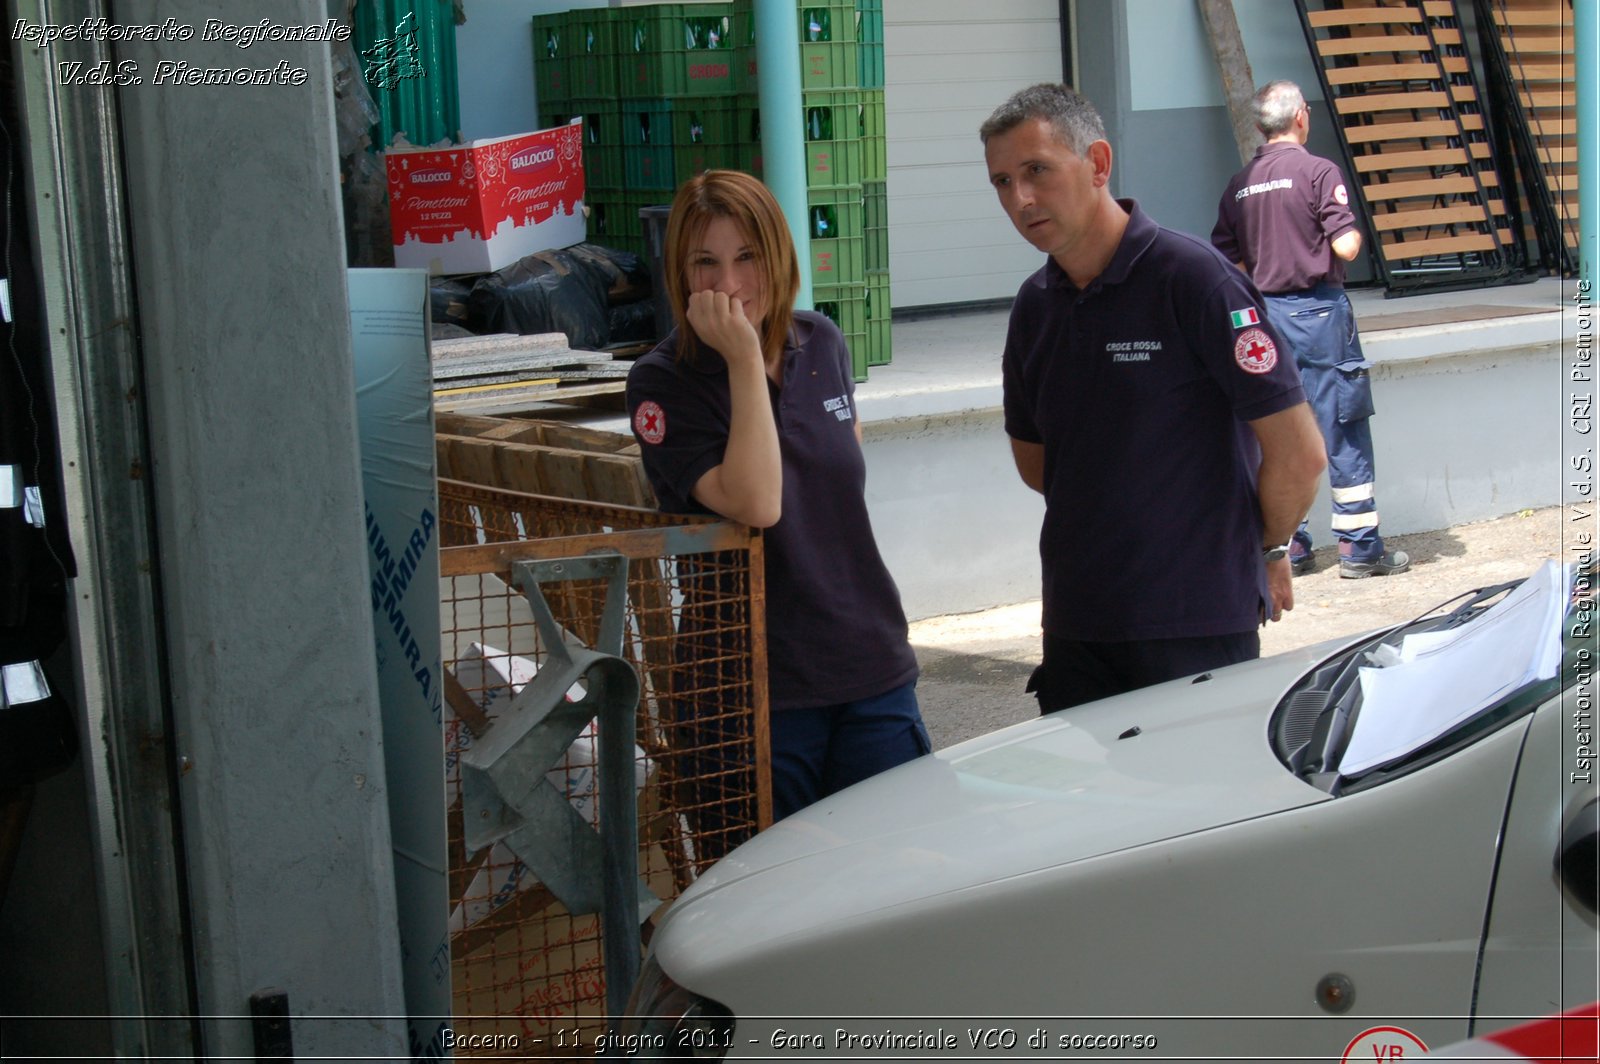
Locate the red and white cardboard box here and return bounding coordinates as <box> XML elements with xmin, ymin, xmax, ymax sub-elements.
<box><xmin>384</xmin><ymin>121</ymin><xmax>586</xmax><ymax>276</ymax></box>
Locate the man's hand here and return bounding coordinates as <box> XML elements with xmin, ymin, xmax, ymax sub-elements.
<box><xmin>1264</xmin><ymin>555</ymin><xmax>1294</xmax><ymax>622</ymax></box>
<box><xmin>1010</xmin><ymin>438</ymin><xmax>1045</xmax><ymax>494</ymax></box>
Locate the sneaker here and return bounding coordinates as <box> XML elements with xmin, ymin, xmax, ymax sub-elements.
<box><xmin>1290</xmin><ymin>551</ymin><xmax>1316</xmax><ymax>577</ymax></box>
<box><xmin>1340</xmin><ymin>550</ymin><xmax>1411</xmax><ymax>579</ymax></box>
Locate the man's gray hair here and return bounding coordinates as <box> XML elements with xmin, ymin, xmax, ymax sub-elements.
<box><xmin>979</xmin><ymin>83</ymin><xmax>1106</xmax><ymax>155</ymax></box>
<box><xmin>1253</xmin><ymin>80</ymin><xmax>1306</xmax><ymax>137</ymax></box>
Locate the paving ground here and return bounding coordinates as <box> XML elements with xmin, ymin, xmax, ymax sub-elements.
<box><xmin>908</xmin><ymin>505</ymin><xmax>1570</xmax><ymax>749</ymax></box>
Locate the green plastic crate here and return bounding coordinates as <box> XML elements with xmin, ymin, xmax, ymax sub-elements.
<box><xmin>800</xmin><ymin>2</ymin><xmax>857</xmax><ymax>43</ymax></box>
<box><xmin>673</xmin><ymin>141</ymin><xmax>740</xmax><ymax>182</ymax></box>
<box><xmin>856</xmin><ymin>0</ymin><xmax>883</xmax><ymax>43</ymax></box>
<box><xmin>587</xmin><ymin>186</ymin><xmax>665</xmax><ymax>254</ymax></box>
<box><xmin>862</xmin><ymin>180</ymin><xmax>888</xmax><ymax>229</ymax></box>
<box><xmin>625</xmin><ymin>142</ymin><xmax>677</xmax><ymax>189</ymax></box>
<box><xmin>860</xmin><ymin>89</ymin><xmax>886</xmax><ymax>180</ymax></box>
<box><xmin>737</xmin><ymin>94</ymin><xmax>763</xmax><ymax>177</ymax></box>
<box><xmin>582</xmin><ymin>141</ymin><xmax>624</xmax><ymax>189</ymax></box>
<box><xmin>864</xmin><ymin>180</ymin><xmax>888</xmax><ymax>272</ymax></box>
<box><xmin>732</xmin><ymin>0</ymin><xmax>758</xmax><ymax>90</ymax></box>
<box><xmin>533</xmin><ymin>14</ymin><xmax>572</xmax><ymax>102</ymax></box>
<box><xmin>865</xmin><ymin>270</ymin><xmax>892</xmax><ymax>366</ymax></box>
<box><xmin>574</xmin><ymin>98</ymin><xmax>624</xmax><ymax>147</ymax></box>
<box><xmin>623</xmin><ymin>96</ymin><xmax>739</xmax><ymax>148</ymax></box>
<box><xmin>813</xmin><ymin>280</ymin><xmax>867</xmax><ymax>380</ymax></box>
<box><xmin>802</xmin><ymin>89</ymin><xmax>866</xmax><ymax>188</ymax></box>
<box><xmin>622</xmin><ymin>4</ymin><xmax>739</xmax><ymax>97</ymax></box>
<box><xmin>806</xmin><ymin>186</ymin><xmax>865</xmax><ymax>286</ymax></box>
<box><xmin>570</xmin><ymin>7</ymin><xmax>618</xmax><ymax>55</ymax></box>
<box><xmin>568</xmin><ymin>8</ymin><xmax>618</xmax><ymax>96</ymax></box>
<box><xmin>799</xmin><ymin>40</ymin><xmax>858</xmax><ymax>89</ymax></box>
<box><xmin>571</xmin><ymin>52</ymin><xmax>618</xmax><ymax>98</ymax></box>
<box><xmin>857</xmin><ymin>40</ymin><xmax>883</xmax><ymax>88</ymax></box>
<box><xmin>545</xmin><ymin>107</ymin><xmax>615</xmax><ymax>185</ymax></box>
<box><xmin>671</xmin><ymin>95</ymin><xmax>742</xmax><ymax>147</ymax></box>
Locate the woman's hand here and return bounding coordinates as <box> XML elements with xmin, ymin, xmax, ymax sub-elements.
<box><xmin>682</xmin><ymin>290</ymin><xmax>782</xmax><ymax>527</ymax></box>
<box><xmin>686</xmin><ymin>289</ymin><xmax>764</xmax><ymax>368</ymax></box>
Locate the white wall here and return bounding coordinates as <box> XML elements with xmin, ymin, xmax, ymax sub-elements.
<box><xmin>1126</xmin><ymin>0</ymin><xmax>1321</xmax><ymax>111</ymax></box>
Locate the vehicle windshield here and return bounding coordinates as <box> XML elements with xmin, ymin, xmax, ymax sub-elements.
<box><xmin>1271</xmin><ymin>560</ymin><xmax>1592</xmax><ymax>794</ymax></box>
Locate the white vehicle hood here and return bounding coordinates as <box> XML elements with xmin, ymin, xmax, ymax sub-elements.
<box><xmin>657</xmin><ymin>644</ymin><xmax>1341</xmax><ymax>958</ymax></box>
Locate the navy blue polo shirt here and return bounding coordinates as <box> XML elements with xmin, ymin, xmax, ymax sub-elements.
<box><xmin>626</xmin><ymin>310</ymin><xmax>918</xmax><ymax>711</ymax></box>
<box><xmin>1211</xmin><ymin>141</ymin><xmax>1359</xmax><ymax>294</ymax></box>
<box><xmin>1002</xmin><ymin>200</ymin><xmax>1306</xmax><ymax>642</ymax></box>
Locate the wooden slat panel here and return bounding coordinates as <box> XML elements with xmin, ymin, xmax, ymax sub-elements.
<box><xmin>1327</xmin><ymin>62</ymin><xmax>1445</xmax><ymax>85</ymax></box>
<box><xmin>1344</xmin><ymin>119</ymin><xmax>1461</xmax><ymax>143</ymax></box>
<box><xmin>1309</xmin><ymin>8</ymin><xmax>1422</xmax><ymax>27</ymax></box>
<box><xmin>1317</xmin><ymin>33</ymin><xmax>1433</xmax><ymax>58</ymax></box>
<box><xmin>1335</xmin><ymin>90</ymin><xmax>1450</xmax><ymax>113</ymax></box>
<box><xmin>1509</xmin><ymin>62</ymin><xmax>1576</xmax><ymax>79</ymax></box>
<box><xmin>1362</xmin><ymin>175</ymin><xmax>1479</xmax><ymax>200</ymax></box>
<box><xmin>1493</xmin><ymin>9</ymin><xmax>1571</xmax><ymax>28</ymax></box>
<box><xmin>1495</xmin><ymin>33</ymin><xmax>1574</xmax><ymax>50</ymax></box>
<box><xmin>1381</xmin><ymin>233</ymin><xmax>1497</xmax><ymax>258</ymax></box>
<box><xmin>1520</xmin><ymin>89</ymin><xmax>1577</xmax><ymax>107</ymax></box>
<box><xmin>1368</xmin><ymin>204</ymin><xmax>1491</xmax><ymax>231</ymax></box>
<box><xmin>1353</xmin><ymin>147</ymin><xmax>1470</xmax><ymax>172</ymax></box>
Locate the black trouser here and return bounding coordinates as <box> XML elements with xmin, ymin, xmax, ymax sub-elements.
<box><xmin>1026</xmin><ymin>630</ymin><xmax>1260</xmax><ymax>714</ymax></box>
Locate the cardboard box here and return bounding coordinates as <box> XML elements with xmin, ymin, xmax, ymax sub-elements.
<box><xmin>385</xmin><ymin>122</ymin><xmax>587</xmax><ymax>276</ymax></box>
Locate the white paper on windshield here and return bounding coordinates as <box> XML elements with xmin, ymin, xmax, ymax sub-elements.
<box><xmin>1340</xmin><ymin>561</ymin><xmax>1565</xmax><ymax>776</ymax></box>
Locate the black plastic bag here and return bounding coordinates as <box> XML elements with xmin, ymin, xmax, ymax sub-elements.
<box><xmin>468</xmin><ymin>247</ymin><xmax>612</xmax><ymax>349</ymax></box>
<box><xmin>608</xmin><ymin>299</ymin><xmax>662</xmax><ymax>345</ymax></box>
<box><xmin>429</xmin><ymin>276</ymin><xmax>476</xmax><ymax>331</ymax></box>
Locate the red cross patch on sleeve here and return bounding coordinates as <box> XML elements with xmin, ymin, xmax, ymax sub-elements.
<box><xmin>633</xmin><ymin>400</ymin><xmax>666</xmax><ymax>445</ymax></box>
<box><xmin>1233</xmin><ymin>327</ymin><xmax>1278</xmax><ymax>374</ymax></box>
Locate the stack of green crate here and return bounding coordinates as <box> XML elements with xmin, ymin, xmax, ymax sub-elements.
<box><xmin>794</xmin><ymin>0</ymin><xmax>888</xmax><ymax>380</ymax></box>
<box><xmin>535</xmin><ymin>2</ymin><xmax>891</xmax><ymax>372</ymax></box>
<box><xmin>543</xmin><ymin>4</ymin><xmax>751</xmax><ymax>257</ymax></box>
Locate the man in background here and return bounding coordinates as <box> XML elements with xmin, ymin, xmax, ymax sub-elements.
<box><xmin>1213</xmin><ymin>80</ymin><xmax>1410</xmax><ymax>580</ymax></box>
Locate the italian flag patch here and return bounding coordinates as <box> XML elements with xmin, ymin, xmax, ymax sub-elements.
<box><xmin>1230</xmin><ymin>307</ymin><xmax>1260</xmax><ymax>329</ymax></box>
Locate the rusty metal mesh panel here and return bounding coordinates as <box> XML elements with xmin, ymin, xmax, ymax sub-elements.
<box><xmin>438</xmin><ymin>480</ymin><xmax>768</xmax><ymax>1055</ymax></box>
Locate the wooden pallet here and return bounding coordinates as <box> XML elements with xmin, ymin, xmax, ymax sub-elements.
<box><xmin>1473</xmin><ymin>0</ymin><xmax>1578</xmax><ymax>273</ymax></box>
<box><xmin>1297</xmin><ymin>0</ymin><xmax>1519</xmax><ymax>291</ymax></box>
<box><xmin>435</xmin><ymin>412</ymin><xmax>656</xmax><ymax>509</ymax></box>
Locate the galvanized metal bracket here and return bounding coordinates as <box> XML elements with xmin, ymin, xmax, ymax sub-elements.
<box><xmin>459</xmin><ymin>552</ymin><xmax>656</xmax><ymax>1013</ymax></box>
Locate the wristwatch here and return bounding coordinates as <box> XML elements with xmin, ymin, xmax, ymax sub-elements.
<box><xmin>1262</xmin><ymin>543</ymin><xmax>1292</xmax><ymax>564</ymax></box>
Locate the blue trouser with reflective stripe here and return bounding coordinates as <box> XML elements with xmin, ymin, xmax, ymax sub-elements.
<box><xmin>1264</xmin><ymin>285</ymin><xmax>1385</xmax><ymax>563</ymax></box>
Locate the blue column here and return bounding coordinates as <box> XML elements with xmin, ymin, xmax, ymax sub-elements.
<box><xmin>754</xmin><ymin>0</ymin><xmax>812</xmax><ymax>308</ymax></box>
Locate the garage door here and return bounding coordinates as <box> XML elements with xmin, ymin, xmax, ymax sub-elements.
<box><xmin>885</xmin><ymin>0</ymin><xmax>1064</xmax><ymax>308</ymax></box>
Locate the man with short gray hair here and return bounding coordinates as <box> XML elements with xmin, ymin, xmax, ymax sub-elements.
<box><xmin>1212</xmin><ymin>80</ymin><xmax>1410</xmax><ymax>580</ymax></box>
<box><xmin>981</xmin><ymin>83</ymin><xmax>1326</xmax><ymax>713</ymax></box>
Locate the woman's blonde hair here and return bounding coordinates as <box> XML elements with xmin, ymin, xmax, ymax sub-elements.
<box><xmin>663</xmin><ymin>170</ymin><xmax>800</xmax><ymax>363</ymax></box>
